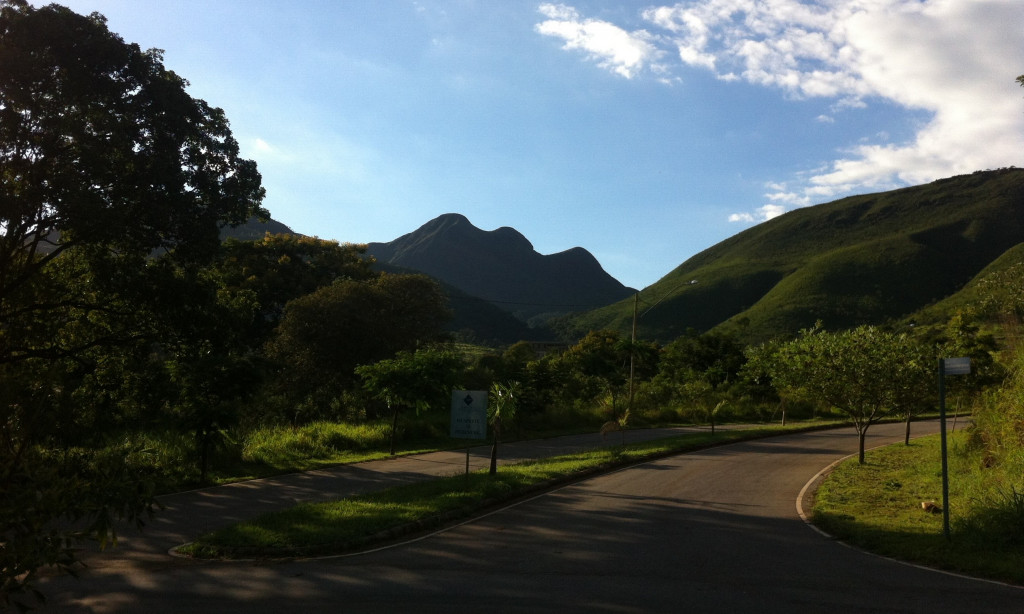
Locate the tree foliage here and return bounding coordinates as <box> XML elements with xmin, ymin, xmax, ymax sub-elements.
<box><xmin>488</xmin><ymin>380</ymin><xmax>520</xmax><ymax>474</ymax></box>
<box><xmin>0</xmin><ymin>1</ymin><xmax>265</xmax><ymax>605</ymax></box>
<box><xmin>563</xmin><ymin>330</ymin><xmax>657</xmax><ymax>422</ymax></box>
<box><xmin>0</xmin><ymin>1</ymin><xmax>264</xmax><ymax>343</ymax></box>
<box><xmin>214</xmin><ymin>235</ymin><xmax>374</xmax><ymax>344</ymax></box>
<box><xmin>267</xmin><ymin>274</ymin><xmax>451</xmax><ymax>422</ymax></box>
<box><xmin>768</xmin><ymin>325</ymin><xmax>932</xmax><ymax>463</ymax></box>
<box><xmin>356</xmin><ymin>347</ymin><xmax>464</xmax><ymax>454</ymax></box>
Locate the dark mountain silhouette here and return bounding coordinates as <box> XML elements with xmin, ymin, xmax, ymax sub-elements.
<box><xmin>366</xmin><ymin>213</ymin><xmax>635</xmax><ymax>322</ymax></box>
<box><xmin>220</xmin><ymin>216</ymin><xmax>295</xmax><ymax>241</ymax></box>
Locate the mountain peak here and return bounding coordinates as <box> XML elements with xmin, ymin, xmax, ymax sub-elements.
<box><xmin>420</xmin><ymin>213</ymin><xmax>470</xmax><ymax>232</ymax></box>
<box><xmin>365</xmin><ymin>214</ymin><xmax>633</xmax><ymax>320</ymax></box>
<box><xmin>411</xmin><ymin>214</ymin><xmax>534</xmax><ymax>252</ymax></box>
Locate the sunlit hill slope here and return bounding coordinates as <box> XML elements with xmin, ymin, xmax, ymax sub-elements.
<box><xmin>565</xmin><ymin>168</ymin><xmax>1024</xmax><ymax>344</ymax></box>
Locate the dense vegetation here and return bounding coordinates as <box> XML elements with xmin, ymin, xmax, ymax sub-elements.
<box><xmin>810</xmin><ymin>341</ymin><xmax>1024</xmax><ymax>584</ymax></box>
<box><xmin>2</xmin><ymin>2</ymin><xmax>1022</xmax><ymax>607</ymax></box>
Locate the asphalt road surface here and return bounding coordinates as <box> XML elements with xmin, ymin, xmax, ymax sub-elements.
<box><xmin>37</xmin><ymin>422</ymin><xmax>1022</xmax><ymax>613</ymax></box>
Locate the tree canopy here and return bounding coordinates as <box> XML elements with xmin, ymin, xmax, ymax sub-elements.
<box><xmin>266</xmin><ymin>273</ymin><xmax>451</xmax><ymax>420</ymax></box>
<box><xmin>356</xmin><ymin>346</ymin><xmax>463</xmax><ymax>454</ymax></box>
<box><xmin>0</xmin><ymin>0</ymin><xmax>265</xmax><ymax>605</ymax></box>
<box><xmin>768</xmin><ymin>325</ymin><xmax>932</xmax><ymax>463</ymax></box>
<box><xmin>0</xmin><ymin>0</ymin><xmax>265</xmax><ymax>365</ymax></box>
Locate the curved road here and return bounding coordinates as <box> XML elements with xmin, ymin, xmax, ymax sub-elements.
<box><xmin>40</xmin><ymin>422</ymin><xmax>1022</xmax><ymax>613</ymax></box>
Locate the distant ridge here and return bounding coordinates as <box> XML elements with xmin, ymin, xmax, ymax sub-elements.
<box><xmin>366</xmin><ymin>213</ymin><xmax>635</xmax><ymax>321</ymax></box>
<box><xmin>220</xmin><ymin>216</ymin><xmax>295</xmax><ymax>241</ymax></box>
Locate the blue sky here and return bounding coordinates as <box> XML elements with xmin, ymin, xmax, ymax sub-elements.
<box><xmin>47</xmin><ymin>1</ymin><xmax>1024</xmax><ymax>290</ymax></box>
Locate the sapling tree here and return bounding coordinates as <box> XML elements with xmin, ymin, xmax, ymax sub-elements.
<box><xmin>769</xmin><ymin>325</ymin><xmax>931</xmax><ymax>463</ymax></box>
<box><xmin>356</xmin><ymin>347</ymin><xmax>463</xmax><ymax>454</ymax></box>
<box><xmin>488</xmin><ymin>381</ymin><xmax>520</xmax><ymax>475</ymax></box>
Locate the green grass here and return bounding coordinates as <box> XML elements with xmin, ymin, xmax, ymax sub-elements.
<box><xmin>813</xmin><ymin>431</ymin><xmax>1024</xmax><ymax>585</ymax></box>
<box><xmin>242</xmin><ymin>421</ymin><xmax>395</xmax><ymax>467</ymax></box>
<box><xmin>180</xmin><ymin>423</ymin><xmax>814</xmax><ymax>559</ymax></box>
<box><xmin>125</xmin><ymin>420</ymin><xmax>490</xmax><ymax>491</ymax></box>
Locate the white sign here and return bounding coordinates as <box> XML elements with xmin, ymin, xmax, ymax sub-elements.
<box><xmin>450</xmin><ymin>390</ymin><xmax>487</xmax><ymax>439</ymax></box>
<box><xmin>943</xmin><ymin>357</ymin><xmax>971</xmax><ymax>376</ymax></box>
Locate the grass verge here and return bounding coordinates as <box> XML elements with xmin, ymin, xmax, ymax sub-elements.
<box><xmin>180</xmin><ymin>423</ymin><xmax>817</xmax><ymax>559</ymax></box>
<box><xmin>812</xmin><ymin>431</ymin><xmax>1024</xmax><ymax>586</ymax></box>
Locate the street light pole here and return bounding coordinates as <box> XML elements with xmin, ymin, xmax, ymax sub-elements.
<box><xmin>628</xmin><ymin>292</ymin><xmax>638</xmax><ymax>413</ymax></box>
<box><xmin>626</xmin><ymin>280</ymin><xmax>697</xmax><ymax>415</ymax></box>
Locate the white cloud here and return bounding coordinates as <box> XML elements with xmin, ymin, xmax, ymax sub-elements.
<box><xmin>759</xmin><ymin>203</ymin><xmax>787</xmax><ymax>220</ymax></box>
<box><xmin>729</xmin><ymin>203</ymin><xmax>787</xmax><ymax>223</ymax></box>
<box><xmin>535</xmin><ymin>3</ymin><xmax>666</xmax><ymax>79</ymax></box>
<box><xmin>537</xmin><ymin>1</ymin><xmax>1024</xmax><ymax>224</ymax></box>
<box><xmin>250</xmin><ymin>138</ymin><xmax>276</xmax><ymax>155</ymax></box>
<box><xmin>729</xmin><ymin>186</ymin><xmax>808</xmax><ymax>222</ymax></box>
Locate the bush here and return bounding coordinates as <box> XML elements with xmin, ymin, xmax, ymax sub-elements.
<box><xmin>954</xmin><ymin>343</ymin><xmax>1024</xmax><ymax>545</ymax></box>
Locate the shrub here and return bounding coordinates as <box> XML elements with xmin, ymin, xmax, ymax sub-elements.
<box><xmin>241</xmin><ymin>421</ymin><xmax>391</xmax><ymax>467</ymax></box>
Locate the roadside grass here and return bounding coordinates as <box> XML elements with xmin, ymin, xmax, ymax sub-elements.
<box><xmin>130</xmin><ymin>423</ymin><xmax>486</xmax><ymax>491</ymax></box>
<box><xmin>236</xmin><ymin>421</ymin><xmax>471</xmax><ymax>473</ymax></box>
<box><xmin>813</xmin><ymin>431</ymin><xmax>1024</xmax><ymax>586</ymax></box>
<box><xmin>180</xmin><ymin>423</ymin><xmax>816</xmax><ymax>559</ymax></box>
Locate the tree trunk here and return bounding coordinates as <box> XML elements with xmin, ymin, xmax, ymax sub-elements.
<box><xmin>904</xmin><ymin>411</ymin><xmax>912</xmax><ymax>445</ymax></box>
<box><xmin>489</xmin><ymin>418</ymin><xmax>500</xmax><ymax>475</ymax></box>
<box><xmin>858</xmin><ymin>427</ymin><xmax>867</xmax><ymax>464</ymax></box>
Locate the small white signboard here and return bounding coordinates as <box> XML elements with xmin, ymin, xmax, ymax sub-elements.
<box><xmin>943</xmin><ymin>357</ymin><xmax>971</xmax><ymax>376</ymax></box>
<box><xmin>450</xmin><ymin>390</ymin><xmax>487</xmax><ymax>439</ymax></box>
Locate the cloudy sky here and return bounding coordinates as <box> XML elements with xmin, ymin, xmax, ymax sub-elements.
<box><xmin>47</xmin><ymin>1</ymin><xmax>1024</xmax><ymax>289</ymax></box>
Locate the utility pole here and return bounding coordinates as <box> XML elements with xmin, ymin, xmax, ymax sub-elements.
<box><xmin>627</xmin><ymin>292</ymin><xmax>638</xmax><ymax>412</ymax></box>
<box><xmin>626</xmin><ymin>280</ymin><xmax>698</xmax><ymax>413</ymax></box>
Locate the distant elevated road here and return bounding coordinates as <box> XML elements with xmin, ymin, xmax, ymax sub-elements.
<box><xmin>41</xmin><ymin>422</ymin><xmax>1022</xmax><ymax>613</ymax></box>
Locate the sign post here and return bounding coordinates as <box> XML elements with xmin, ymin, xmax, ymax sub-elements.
<box><xmin>450</xmin><ymin>390</ymin><xmax>487</xmax><ymax>480</ymax></box>
<box><xmin>938</xmin><ymin>357</ymin><xmax>970</xmax><ymax>540</ymax></box>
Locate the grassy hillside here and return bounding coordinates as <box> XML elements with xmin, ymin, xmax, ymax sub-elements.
<box><xmin>909</xmin><ymin>242</ymin><xmax>1024</xmax><ymax>327</ymax></box>
<box><xmin>566</xmin><ymin>168</ymin><xmax>1024</xmax><ymax>343</ymax></box>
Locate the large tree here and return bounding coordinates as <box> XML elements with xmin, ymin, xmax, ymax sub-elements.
<box><xmin>266</xmin><ymin>273</ymin><xmax>451</xmax><ymax>421</ymax></box>
<box><xmin>214</xmin><ymin>234</ymin><xmax>375</xmax><ymax>345</ymax></box>
<box><xmin>0</xmin><ymin>0</ymin><xmax>265</xmax><ymax>363</ymax></box>
<box><xmin>769</xmin><ymin>325</ymin><xmax>932</xmax><ymax>463</ymax></box>
<box><xmin>0</xmin><ymin>1</ymin><xmax>264</xmax><ymax>606</ymax></box>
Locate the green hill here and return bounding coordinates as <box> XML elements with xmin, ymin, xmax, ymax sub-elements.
<box><xmin>565</xmin><ymin>168</ymin><xmax>1024</xmax><ymax>344</ymax></box>
<box><xmin>910</xmin><ymin>242</ymin><xmax>1024</xmax><ymax>327</ymax></box>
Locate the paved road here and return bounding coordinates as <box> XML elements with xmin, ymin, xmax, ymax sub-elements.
<box><xmin>38</xmin><ymin>422</ymin><xmax>1022</xmax><ymax>613</ymax></box>
<box><xmin>70</xmin><ymin>426</ymin><xmax>719</xmax><ymax>567</ymax></box>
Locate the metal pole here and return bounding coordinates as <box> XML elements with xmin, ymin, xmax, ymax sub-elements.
<box><xmin>628</xmin><ymin>292</ymin><xmax>638</xmax><ymax>413</ymax></box>
<box><xmin>938</xmin><ymin>358</ymin><xmax>951</xmax><ymax>540</ymax></box>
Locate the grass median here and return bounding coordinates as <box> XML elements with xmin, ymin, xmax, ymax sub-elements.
<box><xmin>812</xmin><ymin>431</ymin><xmax>1024</xmax><ymax>586</ymax></box>
<box><xmin>179</xmin><ymin>423</ymin><xmax>819</xmax><ymax>560</ymax></box>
